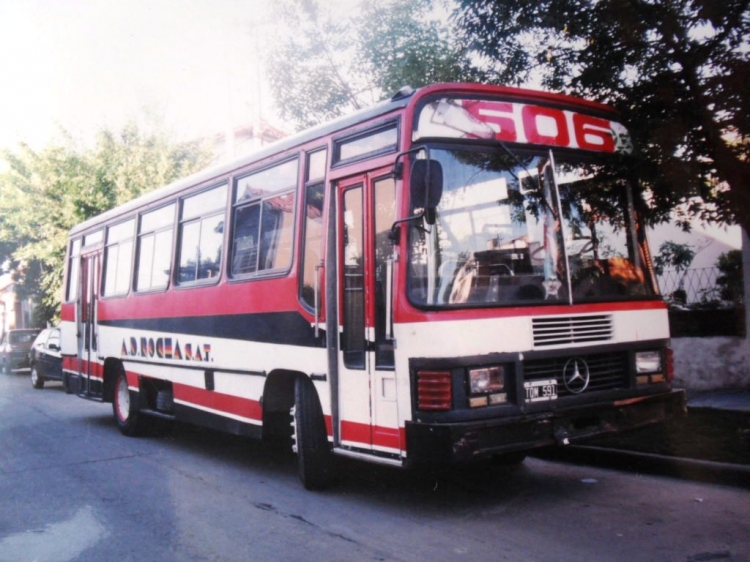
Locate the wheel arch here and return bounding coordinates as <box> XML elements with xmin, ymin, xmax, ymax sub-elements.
<box><xmin>262</xmin><ymin>369</ymin><xmax>323</xmax><ymax>443</ymax></box>
<box><xmin>262</xmin><ymin>369</ymin><xmax>303</xmax><ymax>414</ymax></box>
<box><xmin>102</xmin><ymin>357</ymin><xmax>125</xmax><ymax>403</ymax></box>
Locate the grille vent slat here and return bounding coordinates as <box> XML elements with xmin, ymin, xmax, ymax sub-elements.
<box><xmin>532</xmin><ymin>315</ymin><xmax>613</xmax><ymax>347</ymax></box>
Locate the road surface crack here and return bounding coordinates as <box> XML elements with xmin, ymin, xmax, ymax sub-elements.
<box><xmin>252</xmin><ymin>502</ymin><xmax>360</xmax><ymax>546</ymax></box>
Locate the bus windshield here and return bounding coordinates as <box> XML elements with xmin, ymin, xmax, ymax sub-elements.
<box><xmin>407</xmin><ymin>147</ymin><xmax>655</xmax><ymax>307</ymax></box>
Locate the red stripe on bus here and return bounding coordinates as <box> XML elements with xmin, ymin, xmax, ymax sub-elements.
<box><xmin>394</xmin><ymin>299</ymin><xmax>667</xmax><ymax>324</ymax></box>
<box><xmin>97</xmin><ymin>277</ymin><xmax>301</xmax><ymax>321</ymax></box>
<box><xmin>173</xmin><ymin>382</ymin><xmax>263</xmax><ymax>422</ymax></box>
<box><xmin>63</xmin><ymin>357</ymin><xmax>104</xmax><ymax>379</ymax></box>
<box><xmin>341</xmin><ymin>420</ymin><xmax>403</xmax><ymax>450</ymax></box>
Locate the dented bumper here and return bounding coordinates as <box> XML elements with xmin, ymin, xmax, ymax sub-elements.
<box><xmin>405</xmin><ymin>389</ymin><xmax>687</xmax><ymax>466</ymax></box>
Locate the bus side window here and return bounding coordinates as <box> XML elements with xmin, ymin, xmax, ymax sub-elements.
<box><xmin>231</xmin><ymin>158</ymin><xmax>299</xmax><ymax>278</ymax></box>
<box><xmin>177</xmin><ymin>184</ymin><xmax>227</xmax><ymax>284</ymax></box>
<box><xmin>66</xmin><ymin>238</ymin><xmax>82</xmax><ymax>302</ymax></box>
<box><xmin>299</xmin><ymin>148</ymin><xmax>327</xmax><ymax>309</ymax></box>
<box><xmin>299</xmin><ymin>183</ymin><xmax>325</xmax><ymax>308</ymax></box>
<box><xmin>136</xmin><ymin>203</ymin><xmax>175</xmax><ymax>292</ymax></box>
<box><xmin>232</xmin><ymin>204</ymin><xmax>261</xmax><ymax>274</ymax></box>
<box><xmin>103</xmin><ymin>219</ymin><xmax>135</xmax><ymax>297</ymax></box>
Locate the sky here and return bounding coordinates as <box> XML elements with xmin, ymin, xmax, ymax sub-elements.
<box><xmin>0</xmin><ymin>0</ymin><xmax>285</xmax><ymax>149</ymax></box>
<box><xmin>0</xmin><ymin>0</ymin><xmax>742</xmax><ymax>257</ymax></box>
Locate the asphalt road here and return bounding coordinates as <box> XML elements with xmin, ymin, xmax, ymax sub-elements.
<box><xmin>1</xmin><ymin>371</ymin><xmax>749</xmax><ymax>562</ymax></box>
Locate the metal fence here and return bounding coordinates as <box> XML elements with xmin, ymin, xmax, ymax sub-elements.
<box><xmin>656</xmin><ymin>267</ymin><xmax>721</xmax><ymax>306</ymax></box>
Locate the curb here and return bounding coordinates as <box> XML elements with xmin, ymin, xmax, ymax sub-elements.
<box><xmin>534</xmin><ymin>445</ymin><xmax>750</xmax><ymax>489</ymax></box>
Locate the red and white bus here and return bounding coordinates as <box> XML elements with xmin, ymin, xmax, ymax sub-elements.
<box><xmin>61</xmin><ymin>83</ymin><xmax>685</xmax><ymax>489</ymax></box>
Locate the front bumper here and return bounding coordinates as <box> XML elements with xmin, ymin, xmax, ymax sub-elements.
<box><xmin>405</xmin><ymin>389</ymin><xmax>686</xmax><ymax>466</ymax></box>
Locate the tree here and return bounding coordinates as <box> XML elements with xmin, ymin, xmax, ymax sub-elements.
<box><xmin>654</xmin><ymin>241</ymin><xmax>696</xmax><ymax>304</ymax></box>
<box><xmin>454</xmin><ymin>0</ymin><xmax>750</xmax><ymax>234</ymax></box>
<box><xmin>715</xmin><ymin>249</ymin><xmax>744</xmax><ymax>304</ymax></box>
<box><xmin>653</xmin><ymin>241</ymin><xmax>696</xmax><ymax>278</ymax></box>
<box><xmin>0</xmin><ymin>123</ymin><xmax>212</xmax><ymax>324</ymax></box>
<box><xmin>265</xmin><ymin>0</ymin><xmax>471</xmax><ymax>130</ymax></box>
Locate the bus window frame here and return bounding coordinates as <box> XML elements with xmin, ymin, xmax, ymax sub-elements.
<box><xmin>298</xmin><ymin>147</ymin><xmax>328</xmax><ymax>312</ymax></box>
<box><xmin>306</xmin><ymin>147</ymin><xmax>328</xmax><ymax>183</ymax></box>
<box><xmin>65</xmin><ymin>237</ymin><xmax>83</xmax><ymax>303</ymax></box>
<box><xmin>101</xmin><ymin>217</ymin><xmax>136</xmax><ymax>299</ymax></box>
<box><xmin>174</xmin><ymin>181</ymin><xmax>229</xmax><ymax>289</ymax></box>
<box><xmin>134</xmin><ymin>201</ymin><xmax>177</xmax><ymax>295</ymax></box>
<box><xmin>228</xmin><ymin>155</ymin><xmax>300</xmax><ymax>282</ymax></box>
<box><xmin>71</xmin><ymin>232</ymin><xmax>105</xmax><ymax>301</ymax></box>
<box><xmin>332</xmin><ymin>119</ymin><xmax>400</xmax><ymax>169</ymax></box>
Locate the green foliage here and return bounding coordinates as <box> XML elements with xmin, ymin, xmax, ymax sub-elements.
<box><xmin>454</xmin><ymin>0</ymin><xmax>750</xmax><ymax>233</ymax></box>
<box><xmin>715</xmin><ymin>249</ymin><xmax>743</xmax><ymax>304</ymax></box>
<box><xmin>653</xmin><ymin>241</ymin><xmax>696</xmax><ymax>276</ymax></box>
<box><xmin>357</xmin><ymin>0</ymin><xmax>470</xmax><ymax>95</ymax></box>
<box><xmin>266</xmin><ymin>0</ymin><xmax>472</xmax><ymax>129</ymax></box>
<box><xmin>266</xmin><ymin>0</ymin><xmax>364</xmax><ymax>129</ymax></box>
<box><xmin>0</xmin><ymin>123</ymin><xmax>212</xmax><ymax>325</ymax></box>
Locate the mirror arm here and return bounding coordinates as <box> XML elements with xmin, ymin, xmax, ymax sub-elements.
<box><xmin>388</xmin><ymin>145</ymin><xmax>434</xmax><ymax>239</ymax></box>
<box><xmin>391</xmin><ymin>145</ymin><xmax>428</xmax><ymax>178</ymax></box>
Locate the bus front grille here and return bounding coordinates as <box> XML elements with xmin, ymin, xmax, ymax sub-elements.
<box><xmin>523</xmin><ymin>351</ymin><xmax>629</xmax><ymax>397</ymax></box>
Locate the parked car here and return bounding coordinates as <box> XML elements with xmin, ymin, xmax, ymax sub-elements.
<box><xmin>29</xmin><ymin>327</ymin><xmax>67</xmax><ymax>391</ymax></box>
<box><xmin>1</xmin><ymin>328</ymin><xmax>41</xmax><ymax>374</ymax></box>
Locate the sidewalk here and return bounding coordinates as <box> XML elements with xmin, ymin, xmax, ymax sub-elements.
<box><xmin>687</xmin><ymin>388</ymin><xmax>750</xmax><ymax>413</ymax></box>
<box><xmin>544</xmin><ymin>387</ymin><xmax>750</xmax><ymax>487</ymax></box>
<box><xmin>570</xmin><ymin>387</ymin><xmax>750</xmax><ymax>476</ymax></box>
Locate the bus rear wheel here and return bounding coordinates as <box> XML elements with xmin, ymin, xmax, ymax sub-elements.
<box><xmin>292</xmin><ymin>376</ymin><xmax>333</xmax><ymax>490</ymax></box>
<box><xmin>112</xmin><ymin>368</ymin><xmax>146</xmax><ymax>436</ymax></box>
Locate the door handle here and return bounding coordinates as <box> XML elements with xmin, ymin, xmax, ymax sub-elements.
<box><xmin>386</xmin><ymin>256</ymin><xmax>395</xmax><ymax>341</ymax></box>
<box><xmin>314</xmin><ymin>261</ymin><xmax>324</xmax><ymax>338</ymax></box>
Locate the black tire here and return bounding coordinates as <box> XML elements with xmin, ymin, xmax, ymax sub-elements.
<box><xmin>62</xmin><ymin>372</ymin><xmax>72</xmax><ymax>394</ymax></box>
<box><xmin>293</xmin><ymin>376</ymin><xmax>333</xmax><ymax>490</ymax></box>
<box><xmin>112</xmin><ymin>367</ymin><xmax>146</xmax><ymax>436</ymax></box>
<box><xmin>31</xmin><ymin>365</ymin><xmax>44</xmax><ymax>389</ymax></box>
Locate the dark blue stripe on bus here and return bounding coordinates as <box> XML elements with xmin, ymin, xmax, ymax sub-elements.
<box><xmin>98</xmin><ymin>311</ymin><xmax>324</xmax><ymax>348</ymax></box>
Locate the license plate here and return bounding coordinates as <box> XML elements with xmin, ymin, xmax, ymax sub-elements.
<box><xmin>524</xmin><ymin>379</ymin><xmax>558</xmax><ymax>402</ymax></box>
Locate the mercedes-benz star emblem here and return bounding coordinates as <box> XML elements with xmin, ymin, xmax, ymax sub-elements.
<box><xmin>563</xmin><ymin>357</ymin><xmax>590</xmax><ymax>394</ymax></box>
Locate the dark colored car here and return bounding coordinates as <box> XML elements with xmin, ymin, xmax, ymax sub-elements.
<box><xmin>30</xmin><ymin>327</ymin><xmax>67</xmax><ymax>391</ymax></box>
<box><xmin>1</xmin><ymin>328</ymin><xmax>41</xmax><ymax>373</ymax></box>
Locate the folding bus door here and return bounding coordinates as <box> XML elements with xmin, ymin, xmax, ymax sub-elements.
<box><xmin>336</xmin><ymin>172</ymin><xmax>400</xmax><ymax>456</ymax></box>
<box><xmin>77</xmin><ymin>249</ymin><xmax>102</xmax><ymax>397</ymax></box>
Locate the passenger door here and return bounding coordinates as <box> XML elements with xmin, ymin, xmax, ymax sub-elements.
<box><xmin>335</xmin><ymin>171</ymin><xmax>400</xmax><ymax>455</ymax></box>
<box><xmin>77</xmin><ymin>249</ymin><xmax>102</xmax><ymax>395</ymax></box>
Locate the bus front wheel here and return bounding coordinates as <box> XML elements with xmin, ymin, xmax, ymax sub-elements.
<box><xmin>112</xmin><ymin>368</ymin><xmax>145</xmax><ymax>436</ymax></box>
<box><xmin>292</xmin><ymin>376</ymin><xmax>333</xmax><ymax>490</ymax></box>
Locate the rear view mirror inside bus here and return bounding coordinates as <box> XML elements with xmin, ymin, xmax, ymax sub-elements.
<box><xmin>410</xmin><ymin>158</ymin><xmax>443</xmax><ymax>225</ymax></box>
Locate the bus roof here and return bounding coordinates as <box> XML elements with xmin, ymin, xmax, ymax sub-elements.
<box><xmin>69</xmin><ymin>90</ymin><xmax>414</xmax><ymax>237</ymax></box>
<box><xmin>69</xmin><ymin>82</ymin><xmax>618</xmax><ymax>237</ymax></box>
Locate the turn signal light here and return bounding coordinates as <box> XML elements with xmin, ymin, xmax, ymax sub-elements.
<box><xmin>417</xmin><ymin>370</ymin><xmax>452</xmax><ymax>411</ymax></box>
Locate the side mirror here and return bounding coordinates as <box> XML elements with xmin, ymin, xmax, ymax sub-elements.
<box><xmin>49</xmin><ymin>343</ymin><xmax>60</xmax><ymax>352</ymax></box>
<box><xmin>410</xmin><ymin>159</ymin><xmax>443</xmax><ymax>225</ymax></box>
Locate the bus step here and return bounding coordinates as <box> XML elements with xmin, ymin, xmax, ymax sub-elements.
<box><xmin>140</xmin><ymin>408</ymin><xmax>176</xmax><ymax>421</ymax></box>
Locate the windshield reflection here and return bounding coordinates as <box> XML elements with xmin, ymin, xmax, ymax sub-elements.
<box><xmin>407</xmin><ymin>147</ymin><xmax>655</xmax><ymax>307</ymax></box>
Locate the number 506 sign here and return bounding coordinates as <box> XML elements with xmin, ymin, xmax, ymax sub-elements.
<box><xmin>416</xmin><ymin>97</ymin><xmax>634</xmax><ymax>155</ymax></box>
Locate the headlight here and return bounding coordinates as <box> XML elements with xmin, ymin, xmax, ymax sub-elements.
<box><xmin>468</xmin><ymin>366</ymin><xmax>504</xmax><ymax>394</ymax></box>
<box><xmin>635</xmin><ymin>351</ymin><xmax>662</xmax><ymax>374</ymax></box>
